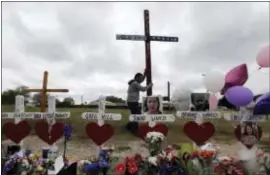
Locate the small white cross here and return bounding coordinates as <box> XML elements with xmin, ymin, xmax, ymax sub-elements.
<box><xmin>2</xmin><ymin>95</ymin><xmax>70</xmax><ymax>155</ymax></box>
<box><xmin>81</xmin><ymin>96</ymin><xmax>122</xmax><ymax>155</ymax></box>
<box><xmin>81</xmin><ymin>96</ymin><xmax>122</xmax><ymax>125</ymax></box>
<box><xmin>176</xmin><ymin>110</ymin><xmax>220</xmax><ymax>149</ymax></box>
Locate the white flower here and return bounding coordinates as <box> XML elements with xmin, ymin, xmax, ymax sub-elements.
<box><xmin>146</xmin><ymin>132</ymin><xmax>164</xmax><ymax>142</ymax></box>
<box><xmin>148</xmin><ymin>156</ymin><xmax>158</xmax><ymax>166</ymax></box>
<box><xmin>167</xmin><ymin>152</ymin><xmax>173</xmax><ymax>161</ymax></box>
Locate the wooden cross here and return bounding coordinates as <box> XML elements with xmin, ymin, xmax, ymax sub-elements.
<box><xmin>24</xmin><ymin>71</ymin><xmax>69</xmax><ymax>112</ymax></box>
<box><xmin>116</xmin><ymin>10</ymin><xmax>179</xmax><ymax>96</ymax></box>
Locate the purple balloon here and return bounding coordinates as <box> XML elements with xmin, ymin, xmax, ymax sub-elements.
<box><xmin>225</xmin><ymin>86</ymin><xmax>254</xmax><ymax>107</ymax></box>
<box><xmin>254</xmin><ymin>92</ymin><xmax>270</xmax><ymax>115</ymax></box>
<box><xmin>255</xmin><ymin>92</ymin><xmax>270</xmax><ymax>103</ymax></box>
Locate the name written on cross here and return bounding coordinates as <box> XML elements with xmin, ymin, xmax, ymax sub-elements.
<box><xmin>1</xmin><ymin>112</ymin><xmax>70</xmax><ymax>119</ymax></box>
<box><xmin>82</xmin><ymin>113</ymin><xmax>122</xmax><ymax>121</ymax></box>
<box><xmin>129</xmin><ymin>114</ymin><xmax>175</xmax><ymax>122</ymax></box>
<box><xmin>176</xmin><ymin>111</ymin><xmax>220</xmax><ymax>119</ymax></box>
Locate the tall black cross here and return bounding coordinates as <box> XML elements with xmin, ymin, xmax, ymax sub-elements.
<box><xmin>116</xmin><ymin>10</ymin><xmax>178</xmax><ymax>96</ymax></box>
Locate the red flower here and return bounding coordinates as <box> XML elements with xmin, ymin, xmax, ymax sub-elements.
<box><xmin>213</xmin><ymin>165</ymin><xmax>223</xmax><ymax>175</ymax></box>
<box><xmin>128</xmin><ymin>164</ymin><xmax>138</xmax><ymax>174</ymax></box>
<box><xmin>125</xmin><ymin>156</ymin><xmax>136</xmax><ymax>164</ymax></box>
<box><xmin>115</xmin><ymin>163</ymin><xmax>126</xmax><ymax>174</ymax></box>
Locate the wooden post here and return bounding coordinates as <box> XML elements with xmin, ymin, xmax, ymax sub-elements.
<box><xmin>116</xmin><ymin>10</ymin><xmax>179</xmax><ymax>96</ymax></box>
<box><xmin>144</xmin><ymin>10</ymin><xmax>152</xmax><ymax>96</ymax></box>
<box><xmin>24</xmin><ymin>71</ymin><xmax>69</xmax><ymax>112</ymax></box>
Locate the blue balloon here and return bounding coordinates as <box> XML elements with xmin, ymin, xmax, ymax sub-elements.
<box><xmin>253</xmin><ymin>92</ymin><xmax>270</xmax><ymax>115</ymax></box>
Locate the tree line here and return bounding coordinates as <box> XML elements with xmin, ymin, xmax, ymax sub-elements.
<box><xmin>1</xmin><ymin>86</ymin><xmax>126</xmax><ymax>107</ymax></box>
<box><xmin>3</xmin><ymin>85</ymin><xmax>260</xmax><ymax>109</ymax></box>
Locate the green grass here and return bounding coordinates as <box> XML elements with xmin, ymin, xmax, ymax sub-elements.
<box><xmin>2</xmin><ymin>105</ymin><xmax>270</xmax><ymax>149</ymax></box>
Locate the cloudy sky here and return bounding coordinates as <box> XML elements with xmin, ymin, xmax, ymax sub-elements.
<box><xmin>2</xmin><ymin>2</ymin><xmax>269</xmax><ymax>104</ymax></box>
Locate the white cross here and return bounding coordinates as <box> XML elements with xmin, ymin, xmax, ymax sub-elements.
<box><xmin>2</xmin><ymin>95</ymin><xmax>26</xmax><ymax>153</ymax></box>
<box><xmin>81</xmin><ymin>96</ymin><xmax>122</xmax><ymax>155</ymax></box>
<box><xmin>2</xmin><ymin>95</ymin><xmax>70</xmax><ymax>156</ymax></box>
<box><xmin>129</xmin><ymin>96</ymin><xmax>175</xmax><ymax>128</ymax></box>
<box><xmin>176</xmin><ymin>110</ymin><xmax>220</xmax><ymax>149</ymax></box>
<box><xmin>43</xmin><ymin>95</ymin><xmax>71</xmax><ymax>153</ymax></box>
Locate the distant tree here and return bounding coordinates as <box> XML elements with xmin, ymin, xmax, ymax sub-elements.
<box><xmin>32</xmin><ymin>93</ymin><xmax>63</xmax><ymax>107</ymax></box>
<box><xmin>61</xmin><ymin>97</ymin><xmax>75</xmax><ymax>107</ymax></box>
<box><xmin>106</xmin><ymin>96</ymin><xmax>125</xmax><ymax>103</ymax></box>
<box><xmin>32</xmin><ymin>93</ymin><xmax>42</xmax><ymax>106</ymax></box>
<box><xmin>1</xmin><ymin>85</ymin><xmax>30</xmax><ymax>105</ymax></box>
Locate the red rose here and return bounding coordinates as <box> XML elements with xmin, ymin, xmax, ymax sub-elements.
<box><xmin>115</xmin><ymin>163</ymin><xmax>126</xmax><ymax>174</ymax></box>
<box><xmin>128</xmin><ymin>164</ymin><xmax>138</xmax><ymax>174</ymax></box>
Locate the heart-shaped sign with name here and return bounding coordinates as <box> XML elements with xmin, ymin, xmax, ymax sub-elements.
<box><xmin>86</xmin><ymin>122</ymin><xmax>114</xmax><ymax>146</ymax></box>
<box><xmin>3</xmin><ymin>120</ymin><xmax>31</xmax><ymax>144</ymax></box>
<box><xmin>35</xmin><ymin>121</ymin><xmax>64</xmax><ymax>145</ymax></box>
<box><xmin>138</xmin><ymin>123</ymin><xmax>168</xmax><ymax>140</ymax></box>
<box><xmin>183</xmin><ymin>121</ymin><xmax>215</xmax><ymax>146</ymax></box>
<box><xmin>234</xmin><ymin>123</ymin><xmax>262</xmax><ymax>149</ymax></box>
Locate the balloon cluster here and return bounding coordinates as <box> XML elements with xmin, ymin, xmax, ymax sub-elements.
<box><xmin>172</xmin><ymin>44</ymin><xmax>269</xmax><ymax>111</ymax></box>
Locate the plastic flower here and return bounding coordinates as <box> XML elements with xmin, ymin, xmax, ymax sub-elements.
<box><xmin>115</xmin><ymin>163</ymin><xmax>126</xmax><ymax>174</ymax></box>
<box><xmin>63</xmin><ymin>124</ymin><xmax>72</xmax><ymax>140</ymax></box>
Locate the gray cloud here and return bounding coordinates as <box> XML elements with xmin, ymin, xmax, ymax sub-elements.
<box><xmin>2</xmin><ymin>2</ymin><xmax>269</xmax><ymax>103</ymax></box>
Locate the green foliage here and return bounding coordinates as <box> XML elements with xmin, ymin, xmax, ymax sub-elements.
<box><xmin>106</xmin><ymin>95</ymin><xmax>125</xmax><ymax>103</ymax></box>
<box><xmin>1</xmin><ymin>85</ymin><xmax>30</xmax><ymax>105</ymax></box>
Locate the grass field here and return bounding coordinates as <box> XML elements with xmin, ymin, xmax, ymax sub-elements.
<box><xmin>2</xmin><ymin>105</ymin><xmax>270</xmax><ymax>150</ymax></box>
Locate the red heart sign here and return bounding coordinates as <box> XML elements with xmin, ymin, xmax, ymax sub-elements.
<box><xmin>234</xmin><ymin>123</ymin><xmax>262</xmax><ymax>149</ymax></box>
<box><xmin>2</xmin><ymin>120</ymin><xmax>31</xmax><ymax>144</ymax></box>
<box><xmin>183</xmin><ymin>121</ymin><xmax>215</xmax><ymax>146</ymax></box>
<box><xmin>138</xmin><ymin>123</ymin><xmax>168</xmax><ymax>140</ymax></box>
<box><xmin>86</xmin><ymin>122</ymin><xmax>114</xmax><ymax>146</ymax></box>
<box><xmin>35</xmin><ymin>121</ymin><xmax>64</xmax><ymax>145</ymax></box>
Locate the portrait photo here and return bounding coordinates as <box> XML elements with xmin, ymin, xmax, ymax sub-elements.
<box><xmin>190</xmin><ymin>93</ymin><xmax>210</xmax><ymax>111</ymax></box>
<box><xmin>142</xmin><ymin>96</ymin><xmax>163</xmax><ymax>114</ymax></box>
<box><xmin>240</xmin><ymin>121</ymin><xmax>262</xmax><ymax>148</ymax></box>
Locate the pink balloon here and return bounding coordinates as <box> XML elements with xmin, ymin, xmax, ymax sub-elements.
<box><xmin>256</xmin><ymin>44</ymin><xmax>270</xmax><ymax>68</ymax></box>
<box><xmin>209</xmin><ymin>94</ymin><xmax>218</xmax><ymax>110</ymax></box>
<box><xmin>221</xmin><ymin>64</ymin><xmax>248</xmax><ymax>95</ymax></box>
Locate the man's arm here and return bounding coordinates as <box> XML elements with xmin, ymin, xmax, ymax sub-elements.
<box><xmin>134</xmin><ymin>82</ymin><xmax>152</xmax><ymax>92</ymax></box>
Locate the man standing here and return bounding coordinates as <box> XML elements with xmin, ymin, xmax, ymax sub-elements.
<box><xmin>126</xmin><ymin>70</ymin><xmax>153</xmax><ymax>135</ymax></box>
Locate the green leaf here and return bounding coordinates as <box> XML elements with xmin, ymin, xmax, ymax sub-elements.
<box><xmin>186</xmin><ymin>160</ymin><xmax>198</xmax><ymax>175</ymax></box>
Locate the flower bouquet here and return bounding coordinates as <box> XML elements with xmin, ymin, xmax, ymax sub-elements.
<box><xmin>74</xmin><ymin>145</ymin><xmax>115</xmax><ymax>175</ymax></box>
<box><xmin>114</xmin><ymin>131</ymin><xmax>188</xmax><ymax>175</ymax></box>
<box><xmin>179</xmin><ymin>143</ymin><xmax>220</xmax><ymax>175</ymax></box>
<box><xmin>2</xmin><ymin>151</ymin><xmax>56</xmax><ymax>175</ymax></box>
<box><xmin>213</xmin><ymin>158</ymin><xmax>245</xmax><ymax>175</ymax></box>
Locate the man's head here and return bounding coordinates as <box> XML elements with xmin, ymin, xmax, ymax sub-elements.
<box><xmin>134</xmin><ymin>73</ymin><xmax>145</xmax><ymax>83</ymax></box>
